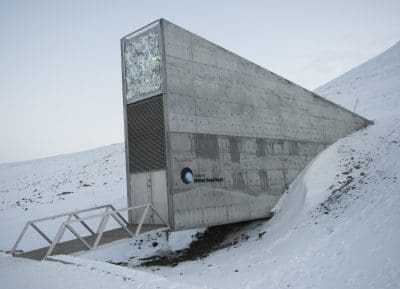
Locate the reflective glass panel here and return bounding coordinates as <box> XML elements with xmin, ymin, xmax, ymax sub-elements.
<box><xmin>123</xmin><ymin>22</ymin><xmax>161</xmax><ymax>103</ymax></box>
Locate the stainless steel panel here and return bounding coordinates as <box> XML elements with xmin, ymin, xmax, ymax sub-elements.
<box><xmin>130</xmin><ymin>170</ymin><xmax>168</xmax><ymax>225</ymax></box>
<box><xmin>150</xmin><ymin>170</ymin><xmax>169</xmax><ymax>223</ymax></box>
<box><xmin>127</xmin><ymin>95</ymin><xmax>166</xmax><ymax>173</ymax></box>
<box><xmin>130</xmin><ymin>172</ymin><xmax>152</xmax><ymax>224</ymax></box>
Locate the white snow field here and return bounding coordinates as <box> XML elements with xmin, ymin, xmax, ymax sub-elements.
<box><xmin>0</xmin><ymin>253</ymin><xmax>205</xmax><ymax>289</ymax></box>
<box><xmin>0</xmin><ymin>143</ymin><xmax>128</xmax><ymax>252</ymax></box>
<box><xmin>1</xmin><ymin>40</ymin><xmax>399</xmax><ymax>288</ymax></box>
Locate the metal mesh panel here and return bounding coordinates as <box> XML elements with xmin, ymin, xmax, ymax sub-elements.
<box><xmin>127</xmin><ymin>95</ymin><xmax>166</xmax><ymax>173</ymax></box>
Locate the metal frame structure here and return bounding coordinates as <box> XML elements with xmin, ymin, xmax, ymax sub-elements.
<box><xmin>11</xmin><ymin>204</ymin><xmax>169</xmax><ymax>259</ymax></box>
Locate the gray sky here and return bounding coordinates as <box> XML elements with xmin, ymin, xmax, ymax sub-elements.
<box><xmin>0</xmin><ymin>0</ymin><xmax>399</xmax><ymax>164</ymax></box>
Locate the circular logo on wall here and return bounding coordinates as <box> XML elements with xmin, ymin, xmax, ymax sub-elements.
<box><xmin>181</xmin><ymin>167</ymin><xmax>193</xmax><ymax>184</ymax></box>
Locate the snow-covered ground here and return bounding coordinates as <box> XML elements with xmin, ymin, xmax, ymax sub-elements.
<box><xmin>0</xmin><ymin>143</ymin><xmax>127</xmax><ymax>251</ymax></box>
<box><xmin>0</xmin><ymin>141</ymin><xmax>203</xmax><ymax>261</ymax></box>
<box><xmin>1</xmin><ymin>40</ymin><xmax>399</xmax><ymax>288</ymax></box>
<box><xmin>0</xmin><ymin>253</ymin><xmax>205</xmax><ymax>289</ymax></box>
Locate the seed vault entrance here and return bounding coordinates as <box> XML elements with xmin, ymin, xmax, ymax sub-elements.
<box><xmin>121</xmin><ymin>20</ymin><xmax>170</xmax><ymax>227</ymax></box>
<box><xmin>121</xmin><ymin>19</ymin><xmax>370</xmax><ymax>231</ymax></box>
<box><xmin>125</xmin><ymin>95</ymin><xmax>168</xmax><ymax>225</ymax></box>
<box><xmin>130</xmin><ymin>170</ymin><xmax>168</xmax><ymax>225</ymax></box>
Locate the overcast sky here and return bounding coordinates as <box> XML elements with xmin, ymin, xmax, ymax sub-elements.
<box><xmin>0</xmin><ymin>0</ymin><xmax>399</xmax><ymax>164</ymax></box>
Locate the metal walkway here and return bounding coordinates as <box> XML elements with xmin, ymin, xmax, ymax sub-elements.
<box><xmin>10</xmin><ymin>204</ymin><xmax>170</xmax><ymax>260</ymax></box>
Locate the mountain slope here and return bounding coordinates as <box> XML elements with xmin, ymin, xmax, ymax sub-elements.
<box><xmin>315</xmin><ymin>41</ymin><xmax>400</xmax><ymax>120</ymax></box>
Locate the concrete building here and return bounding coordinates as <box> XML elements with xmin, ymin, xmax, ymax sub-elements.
<box><xmin>121</xmin><ymin>19</ymin><xmax>370</xmax><ymax>230</ymax></box>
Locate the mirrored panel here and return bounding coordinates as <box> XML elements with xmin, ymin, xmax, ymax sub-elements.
<box><xmin>123</xmin><ymin>21</ymin><xmax>161</xmax><ymax>103</ymax></box>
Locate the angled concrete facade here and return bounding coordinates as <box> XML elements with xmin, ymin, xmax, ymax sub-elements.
<box><xmin>121</xmin><ymin>19</ymin><xmax>370</xmax><ymax>230</ymax></box>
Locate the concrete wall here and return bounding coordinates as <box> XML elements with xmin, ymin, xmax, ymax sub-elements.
<box><xmin>161</xmin><ymin>19</ymin><xmax>369</xmax><ymax>229</ymax></box>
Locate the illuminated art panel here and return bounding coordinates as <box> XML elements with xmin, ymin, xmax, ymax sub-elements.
<box><xmin>123</xmin><ymin>22</ymin><xmax>161</xmax><ymax>103</ymax></box>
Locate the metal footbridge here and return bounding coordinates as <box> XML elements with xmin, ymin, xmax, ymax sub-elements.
<box><xmin>10</xmin><ymin>204</ymin><xmax>170</xmax><ymax>260</ymax></box>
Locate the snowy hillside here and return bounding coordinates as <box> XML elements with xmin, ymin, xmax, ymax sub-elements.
<box><xmin>1</xmin><ymin>40</ymin><xmax>400</xmax><ymax>289</ymax></box>
<box><xmin>315</xmin><ymin>41</ymin><xmax>400</xmax><ymax>120</ymax></box>
<box><xmin>0</xmin><ymin>143</ymin><xmax>127</xmax><ymax>251</ymax></box>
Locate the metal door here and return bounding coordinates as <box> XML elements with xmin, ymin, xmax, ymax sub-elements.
<box><xmin>129</xmin><ymin>170</ymin><xmax>168</xmax><ymax>225</ymax></box>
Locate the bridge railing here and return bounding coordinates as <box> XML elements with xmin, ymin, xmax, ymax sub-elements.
<box><xmin>10</xmin><ymin>203</ymin><xmax>169</xmax><ymax>259</ymax></box>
